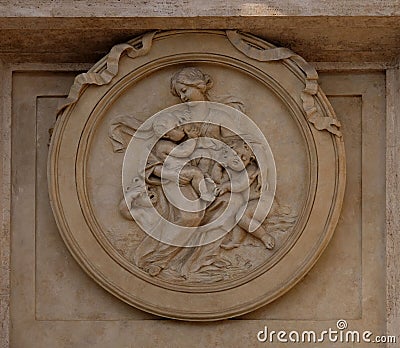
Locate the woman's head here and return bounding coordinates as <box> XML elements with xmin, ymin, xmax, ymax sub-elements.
<box><xmin>170</xmin><ymin>67</ymin><xmax>213</xmax><ymax>102</ymax></box>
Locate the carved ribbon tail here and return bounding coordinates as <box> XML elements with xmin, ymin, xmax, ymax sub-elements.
<box><xmin>226</xmin><ymin>30</ymin><xmax>342</xmax><ymax>137</ymax></box>
<box><xmin>57</xmin><ymin>31</ymin><xmax>157</xmax><ymax>118</ymax></box>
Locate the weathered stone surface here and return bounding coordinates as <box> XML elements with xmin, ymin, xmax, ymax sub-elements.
<box><xmin>0</xmin><ymin>17</ymin><xmax>400</xmax><ymax>63</ymax></box>
<box><xmin>0</xmin><ymin>59</ymin><xmax>10</xmax><ymax>348</ymax></box>
<box><xmin>8</xmin><ymin>67</ymin><xmax>388</xmax><ymax>347</ymax></box>
<box><xmin>386</xmin><ymin>62</ymin><xmax>400</xmax><ymax>348</ymax></box>
<box><xmin>1</xmin><ymin>1</ymin><xmax>400</xmax><ymax>17</ymax></box>
<box><xmin>0</xmin><ymin>3</ymin><xmax>398</xmax><ymax>345</ymax></box>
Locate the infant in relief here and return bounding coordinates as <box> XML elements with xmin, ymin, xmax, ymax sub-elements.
<box><xmin>211</xmin><ymin>139</ymin><xmax>275</xmax><ymax>250</ymax></box>
<box><xmin>151</xmin><ymin>116</ymin><xmax>216</xmax><ymax>203</ymax></box>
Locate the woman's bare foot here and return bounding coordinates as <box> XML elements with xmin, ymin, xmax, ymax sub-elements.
<box><xmin>261</xmin><ymin>233</ymin><xmax>275</xmax><ymax>249</ymax></box>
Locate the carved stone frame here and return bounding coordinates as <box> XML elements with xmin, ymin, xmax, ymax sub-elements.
<box><xmin>47</xmin><ymin>30</ymin><xmax>345</xmax><ymax>320</ymax></box>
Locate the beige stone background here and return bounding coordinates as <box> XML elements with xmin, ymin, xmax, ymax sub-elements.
<box><xmin>1</xmin><ymin>2</ymin><xmax>400</xmax><ymax>347</ymax></box>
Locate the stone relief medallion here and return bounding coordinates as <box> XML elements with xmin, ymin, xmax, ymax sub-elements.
<box><xmin>48</xmin><ymin>30</ymin><xmax>345</xmax><ymax>320</ymax></box>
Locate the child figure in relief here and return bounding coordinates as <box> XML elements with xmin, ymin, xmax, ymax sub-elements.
<box><xmin>212</xmin><ymin>139</ymin><xmax>275</xmax><ymax>250</ymax></box>
<box><xmin>150</xmin><ymin>116</ymin><xmax>216</xmax><ymax>203</ymax></box>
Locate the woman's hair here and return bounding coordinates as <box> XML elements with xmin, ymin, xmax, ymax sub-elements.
<box><xmin>170</xmin><ymin>67</ymin><xmax>213</xmax><ymax>99</ymax></box>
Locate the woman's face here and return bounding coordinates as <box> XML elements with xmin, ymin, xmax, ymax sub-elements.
<box><xmin>174</xmin><ymin>82</ymin><xmax>206</xmax><ymax>102</ymax></box>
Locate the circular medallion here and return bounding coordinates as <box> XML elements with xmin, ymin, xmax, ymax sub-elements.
<box><xmin>48</xmin><ymin>30</ymin><xmax>345</xmax><ymax>320</ymax></box>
